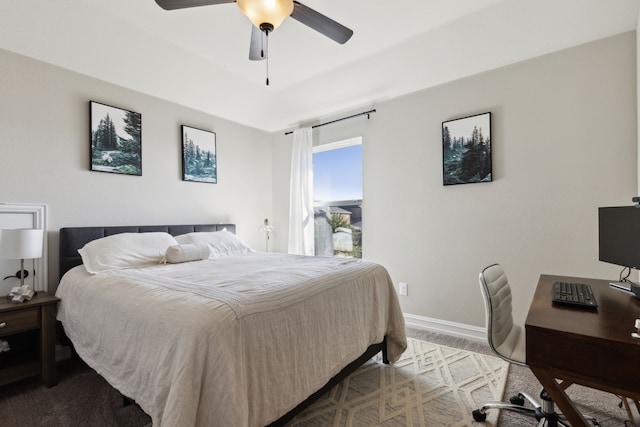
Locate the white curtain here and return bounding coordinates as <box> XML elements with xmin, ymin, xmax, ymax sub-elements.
<box><xmin>288</xmin><ymin>127</ymin><xmax>315</xmax><ymax>255</ymax></box>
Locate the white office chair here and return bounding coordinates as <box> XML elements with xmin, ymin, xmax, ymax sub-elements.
<box><xmin>472</xmin><ymin>264</ymin><xmax>599</xmax><ymax>426</ymax></box>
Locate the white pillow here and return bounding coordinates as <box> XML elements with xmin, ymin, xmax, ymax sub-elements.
<box><xmin>163</xmin><ymin>243</ymin><xmax>210</xmax><ymax>264</ymax></box>
<box><xmin>174</xmin><ymin>230</ymin><xmax>253</xmax><ymax>258</ymax></box>
<box><xmin>78</xmin><ymin>232</ymin><xmax>178</xmax><ymax>274</ymax></box>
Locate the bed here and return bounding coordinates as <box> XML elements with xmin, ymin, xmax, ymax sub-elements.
<box><xmin>55</xmin><ymin>224</ymin><xmax>407</xmax><ymax>427</ymax></box>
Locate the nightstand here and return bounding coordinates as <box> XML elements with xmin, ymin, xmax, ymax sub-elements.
<box><xmin>0</xmin><ymin>292</ymin><xmax>60</xmax><ymax>387</ymax></box>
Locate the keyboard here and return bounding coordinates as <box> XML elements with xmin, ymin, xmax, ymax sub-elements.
<box><xmin>552</xmin><ymin>281</ymin><xmax>598</xmax><ymax>309</ymax></box>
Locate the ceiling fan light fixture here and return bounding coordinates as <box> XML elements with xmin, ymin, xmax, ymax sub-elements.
<box><xmin>237</xmin><ymin>0</ymin><xmax>293</xmax><ymax>31</ymax></box>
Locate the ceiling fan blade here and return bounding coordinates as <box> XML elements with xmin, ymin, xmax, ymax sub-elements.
<box><xmin>155</xmin><ymin>0</ymin><xmax>234</xmax><ymax>11</ymax></box>
<box><xmin>249</xmin><ymin>25</ymin><xmax>267</xmax><ymax>61</ymax></box>
<box><xmin>290</xmin><ymin>1</ymin><xmax>353</xmax><ymax>44</ymax></box>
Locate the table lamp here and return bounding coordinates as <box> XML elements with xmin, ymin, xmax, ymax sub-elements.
<box><xmin>259</xmin><ymin>218</ymin><xmax>274</xmax><ymax>252</ymax></box>
<box><xmin>0</xmin><ymin>228</ymin><xmax>44</xmax><ymax>290</ymax></box>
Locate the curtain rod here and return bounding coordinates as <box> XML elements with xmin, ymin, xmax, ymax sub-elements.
<box><xmin>284</xmin><ymin>109</ymin><xmax>376</xmax><ymax>135</ymax></box>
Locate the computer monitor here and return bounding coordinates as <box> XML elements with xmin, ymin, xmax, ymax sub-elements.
<box><xmin>598</xmin><ymin>206</ymin><xmax>640</xmax><ymax>270</ymax></box>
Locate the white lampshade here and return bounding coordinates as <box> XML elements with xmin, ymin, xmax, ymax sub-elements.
<box><xmin>0</xmin><ymin>228</ymin><xmax>44</xmax><ymax>260</ymax></box>
<box><xmin>237</xmin><ymin>0</ymin><xmax>293</xmax><ymax>30</ymax></box>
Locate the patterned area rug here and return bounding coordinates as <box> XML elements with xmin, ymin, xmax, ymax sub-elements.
<box><xmin>287</xmin><ymin>337</ymin><xmax>509</xmax><ymax>426</ymax></box>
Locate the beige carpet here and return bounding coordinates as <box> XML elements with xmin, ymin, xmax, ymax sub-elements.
<box><xmin>287</xmin><ymin>337</ymin><xmax>509</xmax><ymax>426</ymax></box>
<box><xmin>3</xmin><ymin>329</ymin><xmax>628</xmax><ymax>426</ymax></box>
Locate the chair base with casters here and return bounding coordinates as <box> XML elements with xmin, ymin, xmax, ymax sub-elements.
<box><xmin>473</xmin><ymin>264</ymin><xmax>600</xmax><ymax>426</ymax></box>
<box><xmin>473</xmin><ymin>388</ymin><xmax>601</xmax><ymax>426</ymax></box>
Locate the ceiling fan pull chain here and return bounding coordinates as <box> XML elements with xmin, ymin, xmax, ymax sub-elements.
<box><xmin>265</xmin><ymin>28</ymin><xmax>270</xmax><ymax>86</ymax></box>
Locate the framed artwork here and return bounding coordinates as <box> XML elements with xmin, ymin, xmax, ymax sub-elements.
<box><xmin>182</xmin><ymin>125</ymin><xmax>217</xmax><ymax>184</ymax></box>
<box><xmin>90</xmin><ymin>101</ymin><xmax>142</xmax><ymax>176</ymax></box>
<box><xmin>442</xmin><ymin>112</ymin><xmax>492</xmax><ymax>186</ymax></box>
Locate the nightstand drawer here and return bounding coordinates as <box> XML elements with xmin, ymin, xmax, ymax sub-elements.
<box><xmin>0</xmin><ymin>307</ymin><xmax>39</xmax><ymax>336</ymax></box>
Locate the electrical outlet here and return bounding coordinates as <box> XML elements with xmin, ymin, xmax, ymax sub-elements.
<box><xmin>399</xmin><ymin>282</ymin><xmax>408</xmax><ymax>296</ymax></box>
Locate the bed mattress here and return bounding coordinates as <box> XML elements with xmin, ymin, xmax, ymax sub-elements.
<box><xmin>56</xmin><ymin>252</ymin><xmax>406</xmax><ymax>427</ymax></box>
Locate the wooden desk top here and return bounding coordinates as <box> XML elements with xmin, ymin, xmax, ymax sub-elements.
<box><xmin>526</xmin><ymin>274</ymin><xmax>640</xmax><ymax>397</ymax></box>
<box><xmin>527</xmin><ymin>275</ymin><xmax>640</xmax><ymax>344</ymax></box>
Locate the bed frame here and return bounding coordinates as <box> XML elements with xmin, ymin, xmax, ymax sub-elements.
<box><xmin>57</xmin><ymin>223</ymin><xmax>388</xmax><ymax>426</ymax></box>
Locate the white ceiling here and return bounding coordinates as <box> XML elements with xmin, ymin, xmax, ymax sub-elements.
<box><xmin>1</xmin><ymin>0</ymin><xmax>639</xmax><ymax>132</ymax></box>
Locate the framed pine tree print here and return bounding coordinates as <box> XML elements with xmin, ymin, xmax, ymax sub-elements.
<box><xmin>442</xmin><ymin>112</ymin><xmax>491</xmax><ymax>186</ymax></box>
<box><xmin>90</xmin><ymin>101</ymin><xmax>142</xmax><ymax>176</ymax></box>
<box><xmin>182</xmin><ymin>125</ymin><xmax>217</xmax><ymax>184</ymax></box>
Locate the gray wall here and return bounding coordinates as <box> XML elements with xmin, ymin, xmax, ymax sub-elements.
<box><xmin>1</xmin><ymin>32</ymin><xmax>637</xmax><ymax>332</ymax></box>
<box><xmin>271</xmin><ymin>32</ymin><xmax>638</xmax><ymax>330</ymax></box>
<box><xmin>0</xmin><ymin>49</ymin><xmax>272</xmax><ymax>292</ymax></box>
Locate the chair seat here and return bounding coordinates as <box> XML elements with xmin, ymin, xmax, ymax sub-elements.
<box><xmin>495</xmin><ymin>324</ymin><xmax>526</xmax><ymax>365</ymax></box>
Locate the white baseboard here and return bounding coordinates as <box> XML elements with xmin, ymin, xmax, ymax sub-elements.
<box><xmin>404</xmin><ymin>313</ymin><xmax>486</xmax><ymax>342</ymax></box>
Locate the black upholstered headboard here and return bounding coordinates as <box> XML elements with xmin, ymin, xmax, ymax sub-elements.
<box><xmin>58</xmin><ymin>224</ymin><xmax>236</xmax><ymax>280</ymax></box>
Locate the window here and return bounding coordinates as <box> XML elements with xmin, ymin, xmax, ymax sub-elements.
<box><xmin>313</xmin><ymin>137</ymin><xmax>363</xmax><ymax>258</ymax></box>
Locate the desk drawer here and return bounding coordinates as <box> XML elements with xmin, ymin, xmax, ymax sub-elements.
<box><xmin>0</xmin><ymin>308</ymin><xmax>39</xmax><ymax>336</ymax></box>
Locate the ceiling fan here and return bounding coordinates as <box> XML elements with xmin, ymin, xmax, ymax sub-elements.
<box><xmin>154</xmin><ymin>1</ymin><xmax>353</xmax><ymax>65</ymax></box>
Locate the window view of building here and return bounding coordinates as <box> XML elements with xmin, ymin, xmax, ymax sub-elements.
<box><xmin>312</xmin><ymin>137</ymin><xmax>363</xmax><ymax>258</ymax></box>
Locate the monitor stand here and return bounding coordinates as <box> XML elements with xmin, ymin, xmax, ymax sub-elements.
<box><xmin>609</xmin><ymin>281</ymin><xmax>633</xmax><ymax>293</ymax></box>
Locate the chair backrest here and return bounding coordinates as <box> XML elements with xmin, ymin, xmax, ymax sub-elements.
<box><xmin>479</xmin><ymin>264</ymin><xmax>526</xmax><ymax>365</ymax></box>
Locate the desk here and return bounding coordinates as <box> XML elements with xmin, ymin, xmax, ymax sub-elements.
<box><xmin>525</xmin><ymin>275</ymin><xmax>640</xmax><ymax>426</ymax></box>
